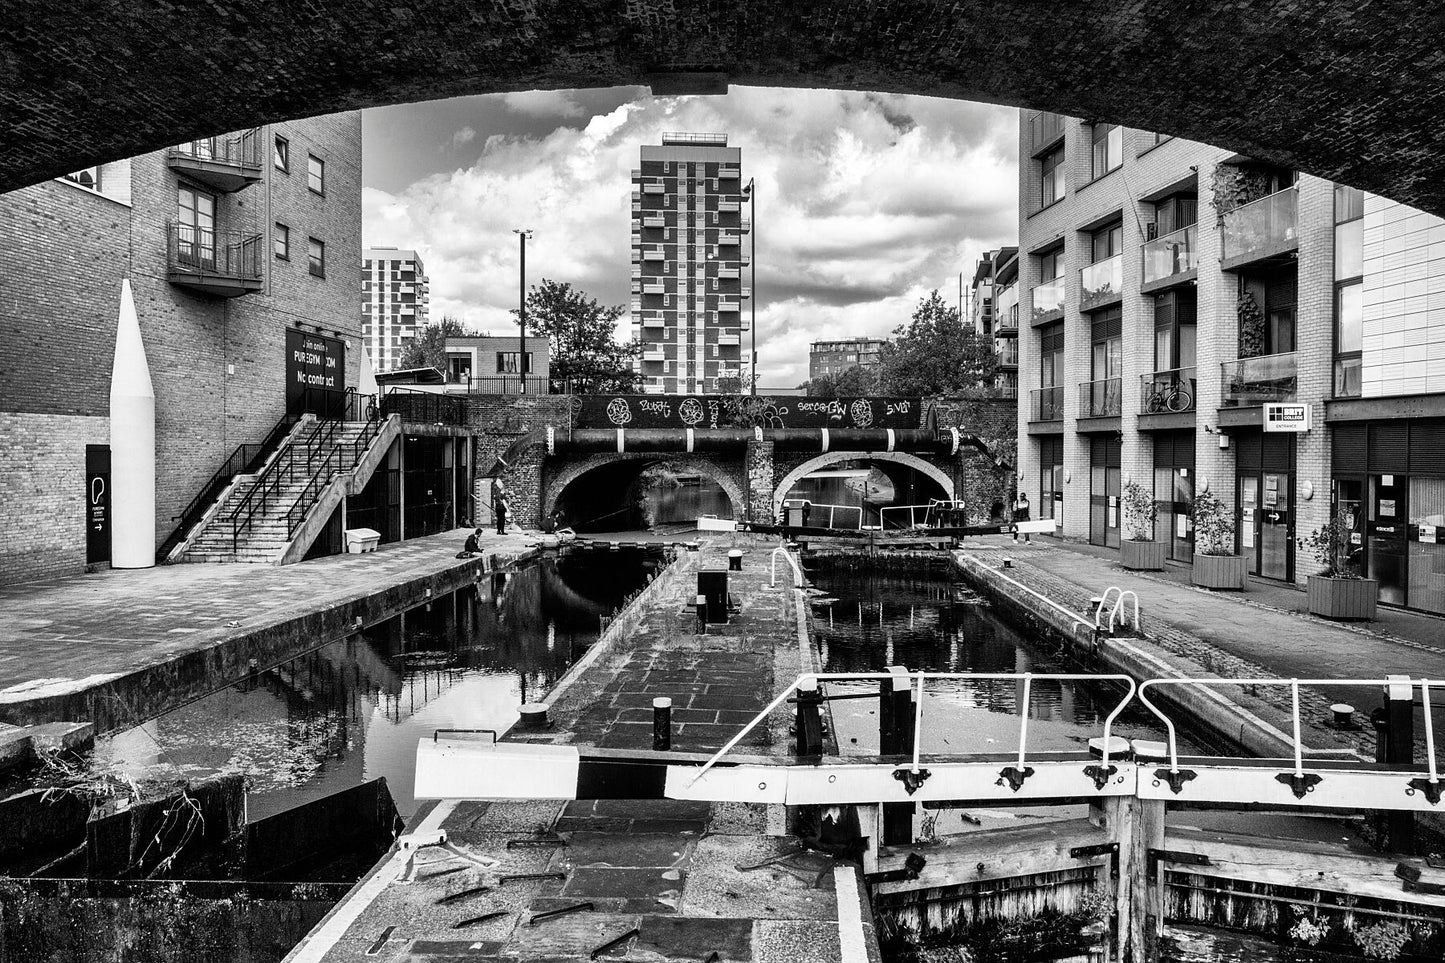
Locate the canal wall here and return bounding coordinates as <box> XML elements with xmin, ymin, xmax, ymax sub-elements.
<box><xmin>0</xmin><ymin>546</ymin><xmax>541</xmax><ymax>735</ymax></box>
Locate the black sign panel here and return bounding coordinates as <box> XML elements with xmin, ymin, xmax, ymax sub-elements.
<box><xmin>575</xmin><ymin>395</ymin><xmax>920</xmax><ymax>430</ymax></box>
<box><xmin>85</xmin><ymin>445</ymin><xmax>111</xmax><ymax>565</ymax></box>
<box><xmin>285</xmin><ymin>328</ymin><xmax>347</xmax><ymax>415</ymax></box>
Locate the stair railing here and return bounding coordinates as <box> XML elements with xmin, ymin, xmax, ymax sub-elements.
<box><xmin>281</xmin><ymin>391</ymin><xmax>386</xmax><ymax>542</ymax></box>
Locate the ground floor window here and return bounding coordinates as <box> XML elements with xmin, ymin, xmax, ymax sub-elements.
<box><xmin>1089</xmin><ymin>436</ymin><xmax>1121</xmax><ymax>549</ymax></box>
<box><xmin>1038</xmin><ymin>437</ymin><xmax>1063</xmax><ymax>525</ymax></box>
<box><xmin>1152</xmin><ymin>430</ymin><xmax>1194</xmax><ymax>562</ymax></box>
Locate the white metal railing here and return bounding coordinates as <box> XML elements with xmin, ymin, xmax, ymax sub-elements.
<box><xmin>769</xmin><ymin>546</ymin><xmax>804</xmax><ymax>588</ymax></box>
<box><xmin>1094</xmin><ymin>587</ymin><xmax>1140</xmax><ymax>633</ymax></box>
<box><xmin>782</xmin><ymin>499</ymin><xmax>863</xmax><ymax>530</ymax></box>
<box><xmin>878</xmin><ymin>499</ymin><xmax>966</xmax><ymax>530</ymax></box>
<box><xmin>688</xmin><ymin>671</ymin><xmax>1139</xmax><ymax>788</ymax></box>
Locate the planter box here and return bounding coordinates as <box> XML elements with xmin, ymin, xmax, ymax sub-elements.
<box><xmin>1121</xmin><ymin>539</ymin><xmax>1166</xmax><ymax>571</ymax></box>
<box><xmin>1192</xmin><ymin>553</ymin><xmax>1247</xmax><ymax>590</ymax></box>
<box><xmin>1307</xmin><ymin>575</ymin><xmax>1378</xmax><ymax>620</ymax></box>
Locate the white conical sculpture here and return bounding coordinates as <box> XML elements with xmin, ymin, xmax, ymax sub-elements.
<box><xmin>109</xmin><ymin>279</ymin><xmax>155</xmax><ymax>568</ymax></box>
<box><xmin>357</xmin><ymin>342</ymin><xmax>379</xmax><ymax>399</ymax></box>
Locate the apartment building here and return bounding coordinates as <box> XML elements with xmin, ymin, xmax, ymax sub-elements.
<box><xmin>992</xmin><ymin>250</ymin><xmax>1021</xmax><ymax>398</ymax></box>
<box><xmin>0</xmin><ymin>115</ymin><xmax>363</xmax><ymax>585</ymax></box>
<box><xmin>362</xmin><ymin>247</ymin><xmax>429</xmax><ymax>371</ymax></box>
<box><xmin>809</xmin><ymin>337</ymin><xmax>888</xmax><ymax>380</ymax></box>
<box><xmin>1016</xmin><ymin>110</ymin><xmax>1445</xmax><ymax>615</ymax></box>
<box><xmin>968</xmin><ymin>247</ymin><xmax>1018</xmax><ymax>338</ymax></box>
<box><xmin>631</xmin><ymin>133</ymin><xmax>750</xmax><ymax>394</ymax></box>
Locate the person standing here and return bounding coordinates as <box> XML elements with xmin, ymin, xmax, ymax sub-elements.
<box><xmin>493</xmin><ymin>481</ymin><xmax>510</xmax><ymax>536</ymax></box>
<box><xmin>1012</xmin><ymin>491</ymin><xmax>1031</xmax><ymax>543</ymax></box>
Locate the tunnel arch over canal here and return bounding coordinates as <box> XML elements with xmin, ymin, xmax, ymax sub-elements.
<box><xmin>7</xmin><ymin>2</ymin><xmax>1445</xmax><ymax>214</ymax></box>
<box><xmin>543</xmin><ymin>453</ymin><xmax>746</xmax><ymax>531</ymax></box>
<box><xmin>772</xmin><ymin>450</ymin><xmax>955</xmax><ymax>520</ymax></box>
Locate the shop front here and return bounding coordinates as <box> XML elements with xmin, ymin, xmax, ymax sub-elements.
<box><xmin>1332</xmin><ymin>420</ymin><xmax>1445</xmax><ymax>614</ymax></box>
<box><xmin>1234</xmin><ymin>430</ymin><xmax>1295</xmax><ymax>582</ymax></box>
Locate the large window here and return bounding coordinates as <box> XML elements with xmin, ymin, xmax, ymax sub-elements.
<box><xmin>1091</xmin><ymin>123</ymin><xmax>1122</xmax><ymax>179</ymax></box>
<box><xmin>1334</xmin><ymin>185</ymin><xmax>1364</xmax><ymax>397</ymax></box>
<box><xmin>1040</xmin><ymin>146</ymin><xmax>1065</xmax><ymax>207</ymax></box>
<box><xmin>1091</xmin><ymin>222</ymin><xmax>1122</xmax><ymax>262</ymax></box>
<box><xmin>1039</xmin><ymin>248</ymin><xmax>1063</xmax><ymax>283</ymax></box>
<box><xmin>496</xmin><ymin>352</ymin><xmax>533</xmax><ymax>374</ymax></box>
<box><xmin>176</xmin><ymin>186</ymin><xmax>215</xmax><ymax>267</ymax></box>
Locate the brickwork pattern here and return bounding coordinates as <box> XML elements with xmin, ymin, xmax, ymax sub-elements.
<box><xmin>1361</xmin><ymin>197</ymin><xmax>1445</xmax><ymax>396</ymax></box>
<box><xmin>0</xmin><ymin>413</ymin><xmax>109</xmax><ymax>583</ymax></box>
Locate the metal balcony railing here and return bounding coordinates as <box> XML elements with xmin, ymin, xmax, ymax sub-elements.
<box><xmin>1221</xmin><ymin>187</ymin><xmax>1298</xmax><ymax>267</ymax></box>
<box><xmin>166</xmin><ymin>224</ymin><xmax>263</xmax><ymax>284</ymax></box>
<box><xmin>1221</xmin><ymin>352</ymin><xmax>1297</xmax><ymax>406</ymax></box>
<box><xmin>1140</xmin><ymin>367</ymin><xmax>1197</xmax><ymax>414</ymax></box>
<box><xmin>995</xmin><ymin>285</ymin><xmax>1019</xmax><ymax>332</ymax></box>
<box><xmin>1079</xmin><ymin>377</ymin><xmax>1122</xmax><ymax>418</ymax></box>
<box><xmin>1142</xmin><ymin>223</ymin><xmax>1198</xmax><ymax>286</ymax></box>
<box><xmin>1030</xmin><ymin>386</ymin><xmax>1064</xmax><ymax>422</ymax></box>
<box><xmin>169</xmin><ymin>128</ymin><xmax>263</xmax><ymax>170</ymax></box>
<box><xmin>1079</xmin><ymin>254</ymin><xmax>1122</xmax><ymax>311</ymax></box>
<box><xmin>1031</xmin><ymin>276</ymin><xmax>1065</xmax><ymax>320</ymax></box>
<box><xmin>1029</xmin><ymin>111</ymin><xmax>1066</xmax><ymax>153</ymax></box>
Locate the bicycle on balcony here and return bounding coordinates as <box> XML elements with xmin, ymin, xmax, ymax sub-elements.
<box><xmin>1146</xmin><ymin>380</ymin><xmax>1193</xmax><ymax>413</ymax></box>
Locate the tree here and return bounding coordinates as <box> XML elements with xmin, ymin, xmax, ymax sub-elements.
<box><xmin>875</xmin><ymin>291</ymin><xmax>997</xmax><ymax>396</ymax></box>
<box><xmin>800</xmin><ymin>365</ymin><xmax>877</xmax><ymax>397</ymax></box>
<box><xmin>517</xmin><ymin>279</ymin><xmax>641</xmax><ymax>393</ymax></box>
<box><xmin>399</xmin><ymin>316</ymin><xmax>466</xmax><ymax>373</ymax></box>
<box><xmin>714</xmin><ymin>372</ymin><xmax>757</xmax><ymax>395</ymax></box>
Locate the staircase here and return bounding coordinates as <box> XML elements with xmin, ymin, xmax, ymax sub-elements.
<box><xmin>181</xmin><ymin>412</ymin><xmax>398</xmax><ymax>565</ymax></box>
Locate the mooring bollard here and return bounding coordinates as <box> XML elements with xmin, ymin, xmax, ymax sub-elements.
<box><xmin>696</xmin><ymin>594</ymin><xmax>708</xmax><ymax>633</ymax></box>
<box><xmin>653</xmin><ymin>697</ymin><xmax>672</xmax><ymax>752</ymax></box>
<box><xmin>518</xmin><ymin>703</ymin><xmax>550</xmax><ymax>731</ymax></box>
<box><xmin>795</xmin><ymin>676</ymin><xmax>824</xmax><ymax>757</ymax></box>
<box><xmin>728</xmin><ymin>549</ymin><xmax>743</xmax><ymax>571</ymax></box>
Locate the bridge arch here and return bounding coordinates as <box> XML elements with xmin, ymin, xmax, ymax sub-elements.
<box><xmin>543</xmin><ymin>453</ymin><xmax>746</xmax><ymax>531</ymax></box>
<box><xmin>772</xmin><ymin>451</ymin><xmax>955</xmax><ymax>519</ymax></box>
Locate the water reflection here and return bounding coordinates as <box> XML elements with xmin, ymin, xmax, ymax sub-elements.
<box><xmin>92</xmin><ymin>548</ymin><xmax>664</xmax><ymax>820</ymax></box>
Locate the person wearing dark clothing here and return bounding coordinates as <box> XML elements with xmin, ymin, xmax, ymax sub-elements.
<box><xmin>456</xmin><ymin>528</ymin><xmax>485</xmax><ymax>558</ymax></box>
<box><xmin>1012</xmin><ymin>491</ymin><xmax>1031</xmax><ymax>543</ymax></box>
<box><xmin>494</xmin><ymin>491</ymin><xmax>510</xmax><ymax>535</ymax></box>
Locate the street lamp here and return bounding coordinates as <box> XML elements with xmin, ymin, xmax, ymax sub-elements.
<box><xmin>513</xmin><ymin>229</ymin><xmax>533</xmax><ymax>395</ymax></box>
<box><xmin>741</xmin><ymin>178</ymin><xmax>756</xmax><ymax>395</ymax></box>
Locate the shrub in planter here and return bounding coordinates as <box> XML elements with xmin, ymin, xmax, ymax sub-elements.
<box><xmin>1190</xmin><ymin>488</ymin><xmax>1247</xmax><ymax>590</ymax></box>
<box><xmin>1119</xmin><ymin>481</ymin><xmax>1165</xmax><ymax>571</ymax></box>
<box><xmin>1299</xmin><ymin>512</ymin><xmax>1377</xmax><ymax>620</ymax></box>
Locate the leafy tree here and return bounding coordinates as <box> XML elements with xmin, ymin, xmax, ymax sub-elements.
<box><xmin>516</xmin><ymin>279</ymin><xmax>641</xmax><ymax>393</ymax></box>
<box><xmin>805</xmin><ymin>365</ymin><xmax>878</xmax><ymax>397</ymax></box>
<box><xmin>714</xmin><ymin>372</ymin><xmax>757</xmax><ymax>395</ymax></box>
<box><xmin>399</xmin><ymin>316</ymin><xmax>466</xmax><ymax>372</ymax></box>
<box><xmin>875</xmin><ymin>291</ymin><xmax>997</xmax><ymax>396</ymax></box>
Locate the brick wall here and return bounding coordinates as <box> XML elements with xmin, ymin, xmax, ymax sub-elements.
<box><xmin>0</xmin><ymin>413</ymin><xmax>109</xmax><ymax>582</ymax></box>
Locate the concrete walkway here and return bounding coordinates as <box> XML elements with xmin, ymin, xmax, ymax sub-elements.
<box><xmin>0</xmin><ymin>529</ymin><xmax>539</xmax><ymax>728</ymax></box>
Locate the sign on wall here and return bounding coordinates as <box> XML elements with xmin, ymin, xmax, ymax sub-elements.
<box><xmin>1263</xmin><ymin>403</ymin><xmax>1310</xmax><ymax>433</ymax></box>
<box><xmin>575</xmin><ymin>395</ymin><xmax>920</xmax><ymax>430</ymax></box>
<box><xmin>85</xmin><ymin>445</ymin><xmax>110</xmax><ymax>565</ymax></box>
<box><xmin>285</xmin><ymin>328</ymin><xmax>347</xmax><ymax>415</ymax></box>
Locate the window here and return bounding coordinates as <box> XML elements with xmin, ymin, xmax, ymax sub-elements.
<box><xmin>62</xmin><ymin>168</ymin><xmax>100</xmax><ymax>190</ymax></box>
<box><xmin>1040</xmin><ymin>147</ymin><xmax>1065</xmax><ymax>207</ymax></box>
<box><xmin>1091</xmin><ymin>222</ymin><xmax>1123</xmax><ymax>262</ymax></box>
<box><xmin>274</xmin><ymin>223</ymin><xmax>290</xmax><ymax>260</ymax></box>
<box><xmin>308</xmin><ymin>237</ymin><xmax>325</xmax><ymax>277</ymax></box>
<box><xmin>447</xmin><ymin>356</ymin><xmax>473</xmax><ymax>384</ymax></box>
<box><xmin>496</xmin><ymin>352</ymin><xmax>532</xmax><ymax>374</ymax></box>
<box><xmin>274</xmin><ymin>136</ymin><xmax>289</xmax><ymax>172</ymax></box>
<box><xmin>307</xmin><ymin>154</ymin><xmax>324</xmax><ymax>194</ymax></box>
<box><xmin>1039</xmin><ymin>248</ymin><xmax>1063</xmax><ymax>282</ymax></box>
<box><xmin>176</xmin><ymin>186</ymin><xmax>216</xmax><ymax>267</ymax></box>
<box><xmin>1334</xmin><ymin>185</ymin><xmax>1365</xmax><ymax>397</ymax></box>
<box><xmin>1091</xmin><ymin>123</ymin><xmax>1122</xmax><ymax>178</ymax></box>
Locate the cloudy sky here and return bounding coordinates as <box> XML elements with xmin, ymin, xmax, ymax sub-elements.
<box><xmin>362</xmin><ymin>86</ymin><xmax>1018</xmax><ymax>387</ymax></box>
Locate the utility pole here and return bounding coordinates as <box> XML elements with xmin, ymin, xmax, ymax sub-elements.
<box><xmin>513</xmin><ymin>229</ymin><xmax>533</xmax><ymax>394</ymax></box>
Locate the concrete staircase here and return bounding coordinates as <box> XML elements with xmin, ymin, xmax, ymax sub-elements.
<box><xmin>181</xmin><ymin>415</ymin><xmax>398</xmax><ymax>565</ymax></box>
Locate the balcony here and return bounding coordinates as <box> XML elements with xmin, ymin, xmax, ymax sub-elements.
<box><xmin>740</xmin><ymin>218</ymin><xmax>751</xmax><ymax>232</ymax></box>
<box><xmin>1079</xmin><ymin>378</ymin><xmax>1122</xmax><ymax>419</ymax></box>
<box><xmin>631</xmin><ymin>168</ymin><xmax>642</xmax><ymax>181</ymax></box>
<box><xmin>718</xmin><ymin>301</ymin><xmax>740</xmax><ymax>313</ymax></box>
<box><xmin>740</xmin><ymin>287</ymin><xmax>751</xmax><ymax>299</ymax></box>
<box><xmin>643</xmin><ymin>184</ymin><xmax>665</xmax><ymax>195</ymax></box>
<box><xmin>166</xmin><ymin>129</ymin><xmax>262</xmax><ymax>193</ymax></box>
<box><xmin>1029</xmin><ymin>111</ymin><xmax>1067</xmax><ymax>156</ymax></box>
<box><xmin>1030</xmin><ymin>386</ymin><xmax>1064</xmax><ymax>422</ymax></box>
<box><xmin>630</xmin><ymin>299</ymin><xmax>643</xmax><ymax>313</ymax></box>
<box><xmin>165</xmin><ymin>224</ymin><xmax>263</xmax><ymax>298</ymax></box>
<box><xmin>642</xmin><ymin>316</ymin><xmax>665</xmax><ymax>328</ymax></box>
<box><xmin>643</xmin><ymin>215</ymin><xmax>665</xmax><ymax>228</ymax></box>
<box><xmin>1079</xmin><ymin>254</ymin><xmax>1122</xmax><ymax>311</ymax></box>
<box><xmin>720</xmin><ymin>201</ymin><xmax>740</xmax><ymax>213</ymax></box>
<box><xmin>1140</xmin><ymin>367</ymin><xmax>1197</xmax><ymax>415</ymax></box>
<box><xmin>1031</xmin><ymin>276</ymin><xmax>1065</xmax><ymax>322</ymax></box>
<box><xmin>719</xmin><ymin>167</ymin><xmax>740</xmax><ymax>179</ymax></box>
<box><xmin>719</xmin><ymin>267</ymin><xmax>740</xmax><ymax>280</ymax></box>
<box><xmin>1220</xmin><ymin>187</ymin><xmax>1298</xmax><ymax>271</ymax></box>
<box><xmin>643</xmin><ymin>251</ymin><xmax>665</xmax><ymax>261</ymax></box>
<box><xmin>642</xmin><ymin>348</ymin><xmax>666</xmax><ymax>362</ymax></box>
<box><xmin>642</xmin><ymin>282</ymin><xmax>665</xmax><ymax>295</ymax></box>
<box><xmin>996</xmin><ymin>285</ymin><xmax>1019</xmax><ymax>333</ymax></box>
<box><xmin>1141</xmin><ymin>224</ymin><xmax>1199</xmax><ymax>292</ymax></box>
<box><xmin>719</xmin><ymin>235</ymin><xmax>740</xmax><ymax>246</ymax></box>
<box><xmin>996</xmin><ymin>340</ymin><xmax>1019</xmax><ymax>367</ymax></box>
<box><xmin>1221</xmin><ymin>352</ymin><xmax>1297</xmax><ymax>407</ymax></box>
<box><xmin>719</xmin><ymin>334</ymin><xmax>741</xmax><ymax>346</ymax></box>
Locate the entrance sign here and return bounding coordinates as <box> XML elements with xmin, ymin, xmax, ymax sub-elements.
<box><xmin>1263</xmin><ymin>403</ymin><xmax>1310</xmax><ymax>432</ymax></box>
<box><xmin>285</xmin><ymin>328</ymin><xmax>346</xmax><ymax>414</ymax></box>
<box><xmin>85</xmin><ymin>445</ymin><xmax>111</xmax><ymax>565</ymax></box>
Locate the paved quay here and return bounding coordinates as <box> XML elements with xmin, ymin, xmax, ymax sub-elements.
<box><xmin>0</xmin><ymin>528</ymin><xmax>539</xmax><ymax>732</ymax></box>
<box><xmin>957</xmin><ymin>535</ymin><xmax>1445</xmax><ymax>758</ymax></box>
<box><xmin>287</xmin><ymin>538</ymin><xmax>878</xmax><ymax>963</ymax></box>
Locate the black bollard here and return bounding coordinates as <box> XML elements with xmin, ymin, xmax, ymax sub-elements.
<box><xmin>879</xmin><ymin>666</ymin><xmax>916</xmax><ymax>846</ymax></box>
<box><xmin>1375</xmin><ymin>675</ymin><xmax>1416</xmax><ymax>852</ymax></box>
<box><xmin>795</xmin><ymin>677</ymin><xmax>824</xmax><ymax>757</ymax></box>
<box><xmin>653</xmin><ymin>697</ymin><xmax>672</xmax><ymax>752</ymax></box>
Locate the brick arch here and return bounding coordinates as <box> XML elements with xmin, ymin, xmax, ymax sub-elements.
<box><xmin>8</xmin><ymin>5</ymin><xmax>1445</xmax><ymax>214</ymax></box>
<box><xmin>771</xmin><ymin>451</ymin><xmax>955</xmax><ymax>518</ymax></box>
<box><xmin>542</xmin><ymin>453</ymin><xmax>746</xmax><ymax>523</ymax></box>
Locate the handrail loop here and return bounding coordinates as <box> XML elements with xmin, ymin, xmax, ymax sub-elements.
<box><xmin>769</xmin><ymin>546</ymin><xmax>804</xmax><ymax>588</ymax></box>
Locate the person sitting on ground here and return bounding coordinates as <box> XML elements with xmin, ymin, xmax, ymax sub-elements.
<box><xmin>456</xmin><ymin>527</ymin><xmax>485</xmax><ymax>559</ymax></box>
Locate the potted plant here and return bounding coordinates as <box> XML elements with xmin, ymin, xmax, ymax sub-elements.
<box><xmin>1190</xmin><ymin>488</ymin><xmax>1247</xmax><ymax>590</ymax></box>
<box><xmin>1299</xmin><ymin>512</ymin><xmax>1377</xmax><ymax>620</ymax></box>
<box><xmin>1120</xmin><ymin>481</ymin><xmax>1165</xmax><ymax>571</ymax></box>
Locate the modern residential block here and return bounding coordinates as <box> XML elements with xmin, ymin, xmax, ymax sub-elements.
<box><xmin>362</xmin><ymin>246</ymin><xmax>429</xmax><ymax>371</ymax></box>
<box><xmin>809</xmin><ymin>338</ymin><xmax>888</xmax><ymax>381</ymax></box>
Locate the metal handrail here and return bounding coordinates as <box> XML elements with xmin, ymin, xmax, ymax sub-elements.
<box><xmin>688</xmin><ymin>670</ymin><xmax>1139</xmax><ymax>788</ymax></box>
<box><xmin>1094</xmin><ymin>587</ymin><xmax>1140</xmax><ymax>633</ymax></box>
<box><xmin>878</xmin><ymin>503</ymin><xmax>951</xmax><ymax>529</ymax></box>
<box><xmin>1137</xmin><ymin>677</ymin><xmax>1441</xmax><ymax>788</ymax></box>
<box><xmin>781</xmin><ymin>500</ymin><xmax>864</xmax><ymax>530</ymax></box>
<box><xmin>769</xmin><ymin>546</ymin><xmax>804</xmax><ymax>588</ymax></box>
<box><xmin>282</xmin><ymin>392</ymin><xmax>384</xmax><ymax>540</ymax></box>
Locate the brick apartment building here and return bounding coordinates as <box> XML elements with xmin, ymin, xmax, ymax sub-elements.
<box><xmin>631</xmin><ymin>133</ymin><xmax>750</xmax><ymax>394</ymax></box>
<box><xmin>363</xmin><ymin>246</ymin><xmax>429</xmax><ymax>371</ymax></box>
<box><xmin>1016</xmin><ymin>111</ymin><xmax>1445</xmax><ymax>615</ymax></box>
<box><xmin>0</xmin><ymin>114</ymin><xmax>363</xmax><ymax>585</ymax></box>
<box><xmin>808</xmin><ymin>338</ymin><xmax>888</xmax><ymax>381</ymax></box>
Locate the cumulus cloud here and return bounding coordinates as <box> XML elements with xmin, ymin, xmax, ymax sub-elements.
<box><xmin>501</xmin><ymin>89</ymin><xmax>588</xmax><ymax>119</ymax></box>
<box><xmin>364</xmin><ymin>87</ymin><xmax>1018</xmax><ymax>386</ymax></box>
<box><xmin>450</xmin><ymin>126</ymin><xmax>477</xmax><ymax>147</ymax></box>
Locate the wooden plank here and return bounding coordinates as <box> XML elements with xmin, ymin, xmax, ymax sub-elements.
<box><xmin>871</xmin><ymin>818</ymin><xmax>1108</xmax><ymax>893</ymax></box>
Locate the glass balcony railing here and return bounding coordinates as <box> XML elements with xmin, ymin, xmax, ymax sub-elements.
<box><xmin>1142</xmin><ymin>224</ymin><xmax>1198</xmax><ymax>287</ymax></box>
<box><xmin>1221</xmin><ymin>352</ymin><xmax>1297</xmax><ymax>407</ymax></box>
<box><xmin>996</xmin><ymin>284</ymin><xmax>1019</xmax><ymax>332</ymax></box>
<box><xmin>1221</xmin><ymin>187</ymin><xmax>1298</xmax><ymax>266</ymax></box>
<box><xmin>1030</xmin><ymin>386</ymin><xmax>1064</xmax><ymax>422</ymax></box>
<box><xmin>997</xmin><ymin>340</ymin><xmax>1019</xmax><ymax>366</ymax></box>
<box><xmin>1079</xmin><ymin>378</ymin><xmax>1121</xmax><ymax>418</ymax></box>
<box><xmin>1032</xmin><ymin>276</ymin><xmax>1065</xmax><ymax>320</ymax></box>
<box><xmin>1079</xmin><ymin>254</ymin><xmax>1122</xmax><ymax>311</ymax></box>
<box><xmin>1140</xmin><ymin>367</ymin><xmax>1197</xmax><ymax>414</ymax></box>
<box><xmin>1029</xmin><ymin>111</ymin><xmax>1066</xmax><ymax>153</ymax></box>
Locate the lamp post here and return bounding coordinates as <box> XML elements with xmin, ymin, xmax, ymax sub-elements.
<box><xmin>513</xmin><ymin>229</ymin><xmax>533</xmax><ymax>394</ymax></box>
<box><xmin>742</xmin><ymin>177</ymin><xmax>756</xmax><ymax>395</ymax></box>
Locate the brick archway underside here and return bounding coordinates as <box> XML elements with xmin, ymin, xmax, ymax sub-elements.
<box><xmin>772</xmin><ymin>451</ymin><xmax>955</xmax><ymax>518</ymax></box>
<box><xmin>7</xmin><ymin>3</ymin><xmax>1445</xmax><ymax>214</ymax></box>
<box><xmin>543</xmin><ymin>453</ymin><xmax>746</xmax><ymax>526</ymax></box>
